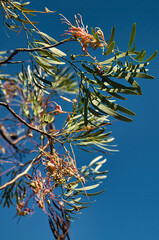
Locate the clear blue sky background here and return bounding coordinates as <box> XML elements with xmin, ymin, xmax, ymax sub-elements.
<box><xmin>1</xmin><ymin>0</ymin><xmax>159</xmax><ymax>240</ymax></box>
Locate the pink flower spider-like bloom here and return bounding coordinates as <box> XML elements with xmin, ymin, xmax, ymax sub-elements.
<box><xmin>60</xmin><ymin>14</ymin><xmax>106</xmax><ymax>54</ymax></box>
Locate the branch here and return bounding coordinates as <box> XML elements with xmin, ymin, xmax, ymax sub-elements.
<box><xmin>0</xmin><ymin>124</ymin><xmax>18</xmax><ymax>151</ymax></box>
<box><xmin>0</xmin><ymin>154</ymin><xmax>41</xmax><ymax>190</ymax></box>
<box><xmin>12</xmin><ymin>134</ymin><xmax>27</xmax><ymax>144</ymax></box>
<box><xmin>0</xmin><ymin>102</ymin><xmax>59</xmax><ymax>141</ymax></box>
<box><xmin>0</xmin><ymin>38</ymin><xmax>73</xmax><ymax>65</ymax></box>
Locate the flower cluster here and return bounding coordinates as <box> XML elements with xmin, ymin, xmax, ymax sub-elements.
<box><xmin>43</xmin><ymin>151</ymin><xmax>81</xmax><ymax>184</ymax></box>
<box><xmin>30</xmin><ymin>170</ymin><xmax>52</xmax><ymax>211</ymax></box>
<box><xmin>16</xmin><ymin>201</ymin><xmax>32</xmax><ymax>216</ymax></box>
<box><xmin>61</xmin><ymin>14</ymin><xmax>106</xmax><ymax>54</ymax></box>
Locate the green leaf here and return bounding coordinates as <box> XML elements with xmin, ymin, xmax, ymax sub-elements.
<box><xmin>35</xmin><ymin>42</ymin><xmax>66</xmax><ymax>57</ymax></box>
<box><xmin>106</xmin><ymin>88</ymin><xmax>139</xmax><ymax>95</ymax></box>
<box><xmin>33</xmin><ymin>73</ymin><xmax>52</xmax><ymax>86</ymax></box>
<box><xmin>133</xmin><ymin>72</ymin><xmax>155</xmax><ymax>79</ymax></box>
<box><xmin>128</xmin><ymin>23</ymin><xmax>136</xmax><ymax>50</ymax></box>
<box><xmin>90</xmin><ymin>96</ymin><xmax>132</xmax><ymax>122</ymax></box>
<box><xmin>91</xmin><ymin>27</ymin><xmax>99</xmax><ymax>41</ymax></box>
<box><xmin>70</xmin><ymin>183</ymin><xmax>79</xmax><ymax>190</ymax></box>
<box><xmin>33</xmin><ymin>56</ymin><xmax>65</xmax><ymax>69</ymax></box>
<box><xmin>94</xmin><ymin>175</ymin><xmax>107</xmax><ymax>180</ymax></box>
<box><xmin>105</xmin><ymin>41</ymin><xmax>115</xmax><ymax>55</ymax></box>
<box><xmin>124</xmin><ymin>73</ymin><xmax>142</xmax><ymax>95</ymax></box>
<box><xmin>75</xmin><ymin>184</ymin><xmax>99</xmax><ymax>191</ymax></box>
<box><xmin>93</xmin><ymin>164</ymin><xmax>102</xmax><ymax>172</ymax></box>
<box><xmin>82</xmin><ymin>63</ymin><xmax>96</xmax><ymax>74</ymax></box>
<box><xmin>10</xmin><ymin>15</ymin><xmax>38</xmax><ymax>24</ymax></box>
<box><xmin>126</xmin><ymin>62</ymin><xmax>133</xmax><ymax>71</ymax></box>
<box><xmin>99</xmin><ymin>75</ymin><xmax>139</xmax><ymax>95</ymax></box>
<box><xmin>109</xmin><ymin>26</ymin><xmax>115</xmax><ymax>45</ymax></box>
<box><xmin>81</xmin><ymin>189</ymin><xmax>105</xmax><ymax>196</ymax></box>
<box><xmin>84</xmin><ymin>98</ymin><xmax>88</xmax><ymax>126</ymax></box>
<box><xmin>88</xmin><ymin>107</ymin><xmax>102</xmax><ymax>117</ymax></box>
<box><xmin>90</xmin><ymin>27</ymin><xmax>95</xmax><ymax>36</ymax></box>
<box><xmin>144</xmin><ymin>50</ymin><xmax>158</xmax><ymax>62</ymax></box>
<box><xmin>37</xmin><ymin>31</ymin><xmax>58</xmax><ymax>44</ymax></box>
<box><xmin>100</xmin><ymin>52</ymin><xmax>134</xmax><ymax>65</ymax></box>
<box><xmin>11</xmin><ymin>2</ymin><xmax>38</xmax><ymax>13</ymax></box>
<box><xmin>93</xmin><ymin>89</ymin><xmax>136</xmax><ymax>116</ymax></box>
<box><xmin>139</xmin><ymin>51</ymin><xmax>146</xmax><ymax>62</ymax></box>
<box><xmin>134</xmin><ymin>49</ymin><xmax>144</xmax><ymax>60</ymax></box>
<box><xmin>88</xmin><ymin>156</ymin><xmax>103</xmax><ymax>166</ymax></box>
<box><xmin>129</xmin><ymin>44</ymin><xmax>136</xmax><ymax>53</ymax></box>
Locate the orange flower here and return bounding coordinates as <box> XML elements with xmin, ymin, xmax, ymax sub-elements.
<box><xmin>61</xmin><ymin>14</ymin><xmax>106</xmax><ymax>54</ymax></box>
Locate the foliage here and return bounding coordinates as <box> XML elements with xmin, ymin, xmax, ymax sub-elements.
<box><xmin>0</xmin><ymin>1</ymin><xmax>157</xmax><ymax>239</ymax></box>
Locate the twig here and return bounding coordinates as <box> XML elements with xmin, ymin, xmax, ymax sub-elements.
<box><xmin>12</xmin><ymin>134</ymin><xmax>27</xmax><ymax>144</ymax></box>
<box><xmin>0</xmin><ymin>154</ymin><xmax>41</xmax><ymax>190</ymax></box>
<box><xmin>0</xmin><ymin>102</ymin><xmax>59</xmax><ymax>141</ymax></box>
<box><xmin>0</xmin><ymin>124</ymin><xmax>18</xmax><ymax>150</ymax></box>
<box><xmin>0</xmin><ymin>38</ymin><xmax>74</xmax><ymax>65</ymax></box>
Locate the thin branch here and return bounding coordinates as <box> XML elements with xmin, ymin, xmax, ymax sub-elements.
<box><xmin>0</xmin><ymin>124</ymin><xmax>18</xmax><ymax>150</ymax></box>
<box><xmin>0</xmin><ymin>102</ymin><xmax>60</xmax><ymax>142</ymax></box>
<box><xmin>0</xmin><ymin>38</ymin><xmax>74</xmax><ymax>65</ymax></box>
<box><xmin>0</xmin><ymin>154</ymin><xmax>41</xmax><ymax>190</ymax></box>
<box><xmin>12</xmin><ymin>134</ymin><xmax>27</xmax><ymax>144</ymax></box>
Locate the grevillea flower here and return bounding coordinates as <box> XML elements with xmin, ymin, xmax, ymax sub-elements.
<box><xmin>55</xmin><ymin>104</ymin><xmax>63</xmax><ymax>114</ymax></box>
<box><xmin>61</xmin><ymin>14</ymin><xmax>106</xmax><ymax>54</ymax></box>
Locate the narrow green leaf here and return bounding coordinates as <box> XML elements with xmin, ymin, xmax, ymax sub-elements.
<box><xmin>93</xmin><ymin>164</ymin><xmax>102</xmax><ymax>172</ymax></box>
<box><xmin>139</xmin><ymin>51</ymin><xmax>146</xmax><ymax>62</ymax></box>
<box><xmin>10</xmin><ymin>15</ymin><xmax>38</xmax><ymax>24</ymax></box>
<box><xmin>91</xmin><ymin>27</ymin><xmax>99</xmax><ymax>41</ymax></box>
<box><xmin>81</xmin><ymin>189</ymin><xmax>105</xmax><ymax>196</ymax></box>
<box><xmin>129</xmin><ymin>44</ymin><xmax>136</xmax><ymax>53</ymax></box>
<box><xmin>133</xmin><ymin>72</ymin><xmax>155</xmax><ymax>79</ymax></box>
<box><xmin>88</xmin><ymin>106</ymin><xmax>102</xmax><ymax>117</ymax></box>
<box><xmin>100</xmin><ymin>51</ymin><xmax>136</xmax><ymax>65</ymax></box>
<box><xmin>84</xmin><ymin>98</ymin><xmax>88</xmax><ymax>126</ymax></box>
<box><xmin>82</xmin><ymin>63</ymin><xmax>96</xmax><ymax>74</ymax></box>
<box><xmin>91</xmin><ymin>97</ymin><xmax>132</xmax><ymax>122</ymax></box>
<box><xmin>109</xmin><ymin>26</ymin><xmax>115</xmax><ymax>45</ymax></box>
<box><xmin>90</xmin><ymin>27</ymin><xmax>95</xmax><ymax>35</ymax></box>
<box><xmin>126</xmin><ymin>62</ymin><xmax>133</xmax><ymax>71</ymax></box>
<box><xmin>11</xmin><ymin>2</ymin><xmax>38</xmax><ymax>13</ymax></box>
<box><xmin>96</xmin><ymin>159</ymin><xmax>107</xmax><ymax>165</ymax></box>
<box><xmin>128</xmin><ymin>23</ymin><xmax>136</xmax><ymax>50</ymax></box>
<box><xmin>106</xmin><ymin>88</ymin><xmax>139</xmax><ymax>95</ymax></box>
<box><xmin>35</xmin><ymin>42</ymin><xmax>66</xmax><ymax>57</ymax></box>
<box><xmin>94</xmin><ymin>76</ymin><xmax>128</xmax><ymax>99</ymax></box>
<box><xmin>134</xmin><ymin>49</ymin><xmax>144</xmax><ymax>60</ymax></box>
<box><xmin>105</xmin><ymin>41</ymin><xmax>115</xmax><ymax>55</ymax></box>
<box><xmin>38</xmin><ymin>31</ymin><xmax>58</xmax><ymax>43</ymax></box>
<box><xmin>33</xmin><ymin>73</ymin><xmax>52</xmax><ymax>86</ymax></box>
<box><xmin>94</xmin><ymin>175</ymin><xmax>107</xmax><ymax>180</ymax></box>
<box><xmin>124</xmin><ymin>73</ymin><xmax>142</xmax><ymax>95</ymax></box>
<box><xmin>75</xmin><ymin>184</ymin><xmax>99</xmax><ymax>191</ymax></box>
<box><xmin>33</xmin><ymin>56</ymin><xmax>65</xmax><ymax>68</ymax></box>
<box><xmin>93</xmin><ymin>89</ymin><xmax>136</xmax><ymax>116</ymax></box>
<box><xmin>144</xmin><ymin>50</ymin><xmax>158</xmax><ymax>62</ymax></box>
<box><xmin>89</xmin><ymin>156</ymin><xmax>103</xmax><ymax>167</ymax></box>
<box><xmin>74</xmin><ymin>200</ymin><xmax>95</xmax><ymax>205</ymax></box>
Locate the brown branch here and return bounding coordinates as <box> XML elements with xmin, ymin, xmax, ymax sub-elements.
<box><xmin>0</xmin><ymin>154</ymin><xmax>41</xmax><ymax>190</ymax></box>
<box><xmin>12</xmin><ymin>134</ymin><xmax>27</xmax><ymax>144</ymax></box>
<box><xmin>0</xmin><ymin>38</ymin><xmax>73</xmax><ymax>65</ymax></box>
<box><xmin>0</xmin><ymin>124</ymin><xmax>18</xmax><ymax>150</ymax></box>
<box><xmin>0</xmin><ymin>101</ymin><xmax>59</xmax><ymax>141</ymax></box>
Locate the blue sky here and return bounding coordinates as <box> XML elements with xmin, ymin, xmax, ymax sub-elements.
<box><xmin>1</xmin><ymin>0</ymin><xmax>159</xmax><ymax>240</ymax></box>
